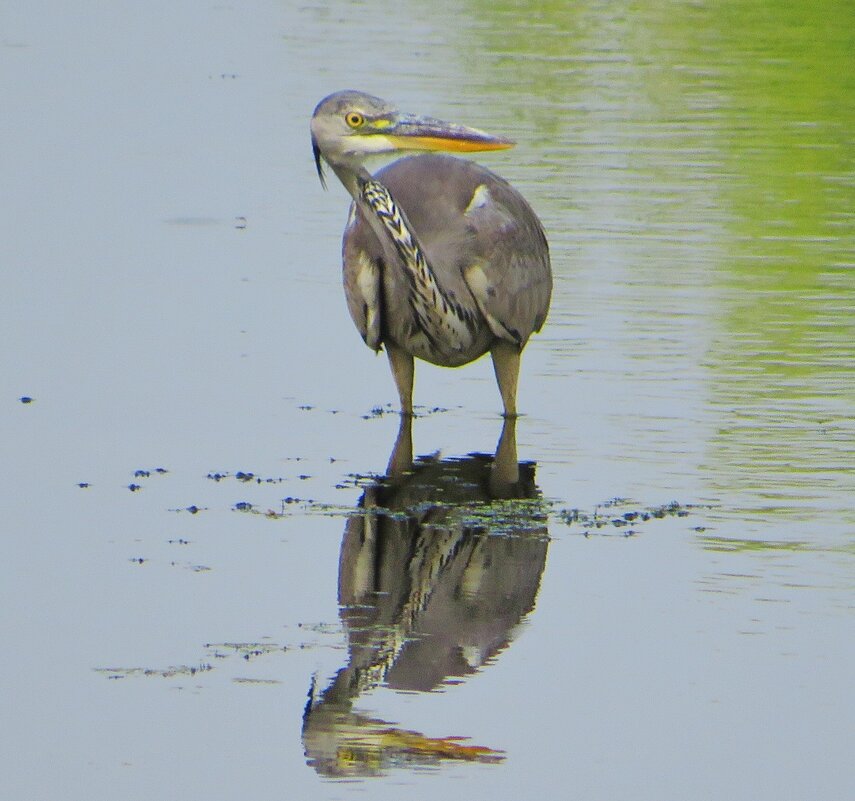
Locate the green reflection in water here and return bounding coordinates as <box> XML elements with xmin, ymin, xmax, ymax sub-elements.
<box><xmin>461</xmin><ymin>1</ymin><xmax>854</xmax><ymax>529</ymax></box>
<box><xmin>698</xmin><ymin>2</ymin><xmax>854</xmax><ymax>528</ymax></box>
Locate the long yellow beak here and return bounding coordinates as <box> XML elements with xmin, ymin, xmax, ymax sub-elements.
<box><xmin>372</xmin><ymin>113</ymin><xmax>514</xmax><ymax>153</ymax></box>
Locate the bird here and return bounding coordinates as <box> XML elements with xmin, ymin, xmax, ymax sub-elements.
<box><xmin>310</xmin><ymin>90</ymin><xmax>551</xmax><ymax>417</ymax></box>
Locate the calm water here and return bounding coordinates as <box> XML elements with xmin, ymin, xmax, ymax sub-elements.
<box><xmin>2</xmin><ymin>2</ymin><xmax>853</xmax><ymax>800</ymax></box>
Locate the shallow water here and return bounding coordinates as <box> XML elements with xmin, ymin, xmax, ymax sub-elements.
<box><xmin>2</xmin><ymin>2</ymin><xmax>853</xmax><ymax>800</ymax></box>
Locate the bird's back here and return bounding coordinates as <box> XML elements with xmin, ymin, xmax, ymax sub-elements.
<box><xmin>343</xmin><ymin>153</ymin><xmax>551</xmax><ymax>365</ymax></box>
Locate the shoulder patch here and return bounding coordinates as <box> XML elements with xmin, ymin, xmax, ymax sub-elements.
<box><xmin>464</xmin><ymin>184</ymin><xmax>491</xmax><ymax>216</ymax></box>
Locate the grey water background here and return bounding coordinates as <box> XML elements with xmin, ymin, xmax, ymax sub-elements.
<box><xmin>2</xmin><ymin>1</ymin><xmax>853</xmax><ymax>799</ymax></box>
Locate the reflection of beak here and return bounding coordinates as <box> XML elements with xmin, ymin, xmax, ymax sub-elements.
<box><xmin>303</xmin><ymin>705</ymin><xmax>504</xmax><ymax>777</ymax></box>
<box><xmin>377</xmin><ymin>113</ymin><xmax>515</xmax><ymax>154</ymax></box>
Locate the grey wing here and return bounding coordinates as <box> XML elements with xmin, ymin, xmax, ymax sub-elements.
<box><xmin>456</xmin><ymin>180</ymin><xmax>552</xmax><ymax>348</ymax></box>
<box><xmin>342</xmin><ymin>203</ymin><xmax>383</xmax><ymax>351</ymax></box>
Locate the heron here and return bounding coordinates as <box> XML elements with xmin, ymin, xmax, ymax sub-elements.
<box><xmin>310</xmin><ymin>90</ymin><xmax>551</xmax><ymax>417</ymax></box>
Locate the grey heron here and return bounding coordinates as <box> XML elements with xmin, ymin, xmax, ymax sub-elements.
<box><xmin>310</xmin><ymin>90</ymin><xmax>551</xmax><ymax>416</ymax></box>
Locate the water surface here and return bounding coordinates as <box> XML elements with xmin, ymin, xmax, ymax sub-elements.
<box><xmin>2</xmin><ymin>2</ymin><xmax>852</xmax><ymax>800</ymax></box>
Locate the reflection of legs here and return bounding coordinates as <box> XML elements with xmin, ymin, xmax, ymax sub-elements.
<box><xmin>386</xmin><ymin>343</ymin><xmax>414</xmax><ymax>416</ymax></box>
<box><xmin>491</xmin><ymin>341</ymin><xmax>521</xmax><ymax>417</ymax></box>
<box><xmin>490</xmin><ymin>415</ymin><xmax>519</xmax><ymax>497</ymax></box>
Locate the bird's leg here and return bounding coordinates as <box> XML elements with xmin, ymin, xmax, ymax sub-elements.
<box><xmin>490</xmin><ymin>415</ymin><xmax>519</xmax><ymax>497</ymax></box>
<box><xmin>490</xmin><ymin>340</ymin><xmax>521</xmax><ymax>417</ymax></box>
<box><xmin>386</xmin><ymin>413</ymin><xmax>414</xmax><ymax>478</ymax></box>
<box><xmin>385</xmin><ymin>342</ymin><xmax>415</xmax><ymax>415</ymax></box>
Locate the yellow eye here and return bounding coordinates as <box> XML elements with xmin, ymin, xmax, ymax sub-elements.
<box><xmin>345</xmin><ymin>111</ymin><xmax>365</xmax><ymax>129</ymax></box>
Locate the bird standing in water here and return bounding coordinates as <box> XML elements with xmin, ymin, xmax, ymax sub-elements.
<box><xmin>310</xmin><ymin>90</ymin><xmax>551</xmax><ymax>416</ymax></box>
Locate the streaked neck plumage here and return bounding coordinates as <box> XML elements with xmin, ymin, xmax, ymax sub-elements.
<box><xmin>356</xmin><ymin>175</ymin><xmax>478</xmax><ymax>356</ymax></box>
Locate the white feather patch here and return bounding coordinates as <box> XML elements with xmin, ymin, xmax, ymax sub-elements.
<box><xmin>464</xmin><ymin>184</ymin><xmax>491</xmax><ymax>216</ymax></box>
<box><xmin>355</xmin><ymin>251</ymin><xmax>381</xmax><ymax>350</ymax></box>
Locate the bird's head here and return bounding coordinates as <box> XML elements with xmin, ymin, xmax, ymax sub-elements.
<box><xmin>310</xmin><ymin>90</ymin><xmax>514</xmax><ymax>192</ymax></box>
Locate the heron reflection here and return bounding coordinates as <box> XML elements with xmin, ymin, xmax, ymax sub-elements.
<box><xmin>303</xmin><ymin>415</ymin><xmax>549</xmax><ymax>777</ymax></box>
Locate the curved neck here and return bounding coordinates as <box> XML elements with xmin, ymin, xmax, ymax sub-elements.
<box><xmin>333</xmin><ymin>163</ymin><xmax>372</xmax><ymax>201</ymax></box>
